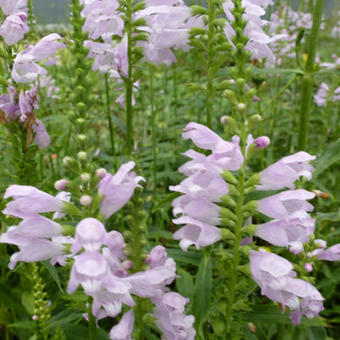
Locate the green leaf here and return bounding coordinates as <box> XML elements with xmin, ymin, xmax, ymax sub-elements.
<box><xmin>176</xmin><ymin>268</ymin><xmax>194</xmax><ymax>300</ymax></box>
<box><xmin>8</xmin><ymin>320</ymin><xmax>35</xmax><ymax>329</ymax></box>
<box><xmin>166</xmin><ymin>248</ymin><xmax>202</xmax><ymax>266</ymax></box>
<box><xmin>21</xmin><ymin>292</ymin><xmax>34</xmax><ymax>314</ymax></box>
<box><xmin>190</xmin><ymin>254</ymin><xmax>212</xmax><ymax>334</ymax></box>
<box><xmin>313</xmin><ymin>138</ymin><xmax>340</xmax><ymax>178</ymax></box>
<box><xmin>42</xmin><ymin>261</ymin><xmax>64</xmax><ymax>292</ymax></box>
<box><xmin>305</xmin><ymin>326</ymin><xmax>327</xmax><ymax>340</ymax></box>
<box><xmin>152</xmin><ymin>192</ymin><xmax>180</xmax><ymax>213</ymax></box>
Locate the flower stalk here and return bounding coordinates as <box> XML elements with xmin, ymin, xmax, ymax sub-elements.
<box><xmin>298</xmin><ymin>0</ymin><xmax>325</xmax><ymax>150</ymax></box>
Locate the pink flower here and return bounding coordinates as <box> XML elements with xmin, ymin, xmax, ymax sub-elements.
<box><xmin>257</xmin><ymin>189</ymin><xmax>315</xmax><ymax>220</ymax></box>
<box><xmin>32</xmin><ymin>119</ymin><xmax>50</xmax><ymax>149</ymax></box>
<box><xmin>316</xmin><ymin>244</ymin><xmax>340</xmax><ymax>262</ymax></box>
<box><xmin>258</xmin><ymin>151</ymin><xmax>316</xmax><ymax>191</ymax></box>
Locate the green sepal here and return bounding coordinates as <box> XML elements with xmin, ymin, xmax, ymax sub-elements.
<box><xmin>221</xmin><ymin>228</ymin><xmax>235</xmax><ymax>241</ymax></box>
<box><xmin>242</xmin><ymin>200</ymin><xmax>257</xmax><ymax>214</ymax></box>
<box><xmin>220</xmin><ymin>207</ymin><xmax>237</xmax><ymax>221</ymax></box>
<box><xmin>62</xmin><ymin>202</ymin><xmax>82</xmax><ymax>217</ymax></box>
<box><xmin>190</xmin><ymin>27</ymin><xmax>208</xmax><ymax>36</ymax></box>
<box><xmin>61</xmin><ymin>225</ymin><xmax>75</xmax><ymax>237</ymax></box>
<box><xmin>241</xmin><ymin>224</ymin><xmax>257</xmax><ymax>236</ymax></box>
<box><xmin>222</xmin><ymin>89</ymin><xmax>238</xmax><ymax>105</ymax></box>
<box><xmin>132</xmin><ymin>1</ymin><xmax>145</xmax><ymax>12</ymax></box>
<box><xmin>238</xmin><ymin>264</ymin><xmax>251</xmax><ymax>276</ymax></box>
<box><xmin>221</xmin><ymin>171</ymin><xmax>238</xmax><ymax>185</ymax></box>
<box><xmin>191</xmin><ymin>5</ymin><xmax>208</xmax><ymax>16</ymax></box>
<box><xmin>245</xmin><ymin>174</ymin><xmax>260</xmax><ymax>188</ymax></box>
<box><xmin>221</xmin><ymin>194</ymin><xmax>236</xmax><ymax>208</ymax></box>
<box><xmin>221</xmin><ymin>218</ymin><xmax>235</xmax><ymax>228</ymax></box>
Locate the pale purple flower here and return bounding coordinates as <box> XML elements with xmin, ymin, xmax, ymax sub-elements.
<box><xmin>0</xmin><ymin>0</ymin><xmax>27</xmax><ymax>15</ymax></box>
<box><xmin>18</xmin><ymin>86</ymin><xmax>38</xmax><ymax>121</ymax></box>
<box><xmin>169</xmin><ymin>171</ymin><xmax>229</xmax><ymax>203</ymax></box>
<box><xmin>145</xmin><ymin>245</ymin><xmax>167</xmax><ymax>268</ymax></box>
<box><xmin>3</xmin><ymin>185</ymin><xmax>65</xmax><ymax>218</ymax></box>
<box><xmin>127</xmin><ymin>256</ymin><xmax>177</xmax><ymax>298</ymax></box>
<box><xmin>314</xmin><ymin>83</ymin><xmax>329</xmax><ymax>107</ymax></box>
<box><xmin>98</xmin><ymin>161</ymin><xmax>144</xmax><ymax>219</ymax></box>
<box><xmin>182</xmin><ymin>122</ymin><xmax>235</xmax><ymax>154</ymax></box>
<box><xmin>152</xmin><ymin>292</ymin><xmax>196</xmax><ymax>340</ymax></box>
<box><xmin>72</xmin><ymin>218</ymin><xmax>106</xmax><ymax>253</ymax></box>
<box><xmin>173</xmin><ymin>216</ymin><xmax>222</xmax><ymax>251</ymax></box>
<box><xmin>172</xmin><ymin>195</ymin><xmax>221</xmax><ymax>226</ymax></box>
<box><xmin>109</xmin><ymin>310</ymin><xmax>134</xmax><ymax>340</ymax></box>
<box><xmin>316</xmin><ymin>244</ymin><xmax>340</xmax><ymax>262</ymax></box>
<box><xmin>250</xmin><ymin>250</ymin><xmax>324</xmax><ymax>324</ymax></box>
<box><xmin>0</xmin><ymin>12</ymin><xmax>28</xmax><ymax>45</ymax></box>
<box><xmin>29</xmin><ymin>33</ymin><xmax>65</xmax><ymax>61</ymax></box>
<box><xmin>254</xmin><ymin>136</ymin><xmax>270</xmax><ymax>148</ymax></box>
<box><xmin>257</xmin><ymin>189</ymin><xmax>315</xmax><ymax>220</ymax></box>
<box><xmin>258</xmin><ymin>151</ymin><xmax>316</xmax><ymax>191</ymax></box>
<box><xmin>0</xmin><ymin>215</ymin><xmax>65</xmax><ymax>269</ymax></box>
<box><xmin>67</xmin><ymin>251</ymin><xmax>109</xmax><ymax>295</ymax></box>
<box><xmin>255</xmin><ymin>211</ymin><xmax>315</xmax><ymax>248</ymax></box>
<box><xmin>0</xmin><ymin>85</ymin><xmax>20</xmax><ymax>121</ymax></box>
<box><xmin>82</xmin><ymin>0</ymin><xmax>124</xmax><ymax>41</ymax></box>
<box><xmin>223</xmin><ymin>0</ymin><xmax>279</xmax><ymax>63</ymax></box>
<box><xmin>11</xmin><ymin>53</ymin><xmax>47</xmax><ymax>83</ymax></box>
<box><xmin>32</xmin><ymin>119</ymin><xmax>50</xmax><ymax>148</ymax></box>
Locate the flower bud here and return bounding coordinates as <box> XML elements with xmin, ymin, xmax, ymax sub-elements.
<box><xmin>77</xmin><ymin>134</ymin><xmax>86</xmax><ymax>142</ymax></box>
<box><xmin>237</xmin><ymin>103</ymin><xmax>245</xmax><ymax>110</ymax></box>
<box><xmin>96</xmin><ymin>168</ymin><xmax>107</xmax><ymax>178</ymax></box>
<box><xmin>54</xmin><ymin>179</ymin><xmax>69</xmax><ymax>191</ymax></box>
<box><xmin>77</xmin><ymin>151</ymin><xmax>87</xmax><ymax>160</ymax></box>
<box><xmin>289</xmin><ymin>241</ymin><xmax>304</xmax><ymax>254</ymax></box>
<box><xmin>254</xmin><ymin>136</ymin><xmax>270</xmax><ymax>149</ymax></box>
<box><xmin>76</xmin><ymin>118</ymin><xmax>85</xmax><ymax>125</ymax></box>
<box><xmin>80</xmin><ymin>195</ymin><xmax>92</xmax><ymax>206</ymax></box>
<box><xmin>80</xmin><ymin>173</ymin><xmax>91</xmax><ymax>183</ymax></box>
<box><xmin>304</xmin><ymin>263</ymin><xmax>313</xmax><ymax>272</ymax></box>
<box><xmin>221</xmin><ymin>228</ymin><xmax>235</xmax><ymax>240</ymax></box>
<box><xmin>314</xmin><ymin>239</ymin><xmax>327</xmax><ymax>249</ymax></box>
<box><xmin>63</xmin><ymin>156</ymin><xmax>77</xmax><ymax>168</ymax></box>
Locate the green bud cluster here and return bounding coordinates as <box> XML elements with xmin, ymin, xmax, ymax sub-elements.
<box><xmin>32</xmin><ymin>264</ymin><xmax>51</xmax><ymax>340</ymax></box>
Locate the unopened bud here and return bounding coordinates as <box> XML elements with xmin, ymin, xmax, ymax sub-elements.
<box><xmin>77</xmin><ymin>134</ymin><xmax>86</xmax><ymax>142</ymax></box>
<box><xmin>304</xmin><ymin>263</ymin><xmax>313</xmax><ymax>272</ymax></box>
<box><xmin>54</xmin><ymin>179</ymin><xmax>69</xmax><ymax>191</ymax></box>
<box><xmin>80</xmin><ymin>173</ymin><xmax>91</xmax><ymax>183</ymax></box>
<box><xmin>77</xmin><ymin>151</ymin><xmax>87</xmax><ymax>160</ymax></box>
<box><xmin>96</xmin><ymin>168</ymin><xmax>107</xmax><ymax>178</ymax></box>
<box><xmin>32</xmin><ymin>315</ymin><xmax>39</xmax><ymax>321</ymax></box>
<box><xmin>237</xmin><ymin>103</ymin><xmax>245</xmax><ymax>110</ymax></box>
<box><xmin>314</xmin><ymin>239</ymin><xmax>327</xmax><ymax>249</ymax></box>
<box><xmin>76</xmin><ymin>118</ymin><xmax>85</xmax><ymax>125</ymax></box>
<box><xmin>80</xmin><ymin>195</ymin><xmax>92</xmax><ymax>206</ymax></box>
<box><xmin>221</xmin><ymin>228</ymin><xmax>235</xmax><ymax>240</ymax></box>
<box><xmin>289</xmin><ymin>241</ymin><xmax>304</xmax><ymax>254</ymax></box>
<box><xmin>254</xmin><ymin>136</ymin><xmax>270</xmax><ymax>149</ymax></box>
<box><xmin>63</xmin><ymin>156</ymin><xmax>76</xmax><ymax>167</ymax></box>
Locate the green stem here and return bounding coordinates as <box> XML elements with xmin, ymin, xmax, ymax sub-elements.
<box><xmin>206</xmin><ymin>0</ymin><xmax>215</xmax><ymax>128</ymax></box>
<box><xmin>125</xmin><ymin>0</ymin><xmax>134</xmax><ymax>155</ymax></box>
<box><xmin>104</xmin><ymin>74</ymin><xmax>117</xmax><ymax>170</ymax></box>
<box><xmin>88</xmin><ymin>299</ymin><xmax>97</xmax><ymax>340</ymax></box>
<box><xmin>173</xmin><ymin>63</ymin><xmax>178</xmax><ymax>117</ymax></box>
<box><xmin>149</xmin><ymin>64</ymin><xmax>157</xmax><ymax>189</ymax></box>
<box><xmin>298</xmin><ymin>0</ymin><xmax>325</xmax><ymax>150</ymax></box>
<box><xmin>225</xmin><ymin>159</ymin><xmax>245</xmax><ymax>336</ymax></box>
